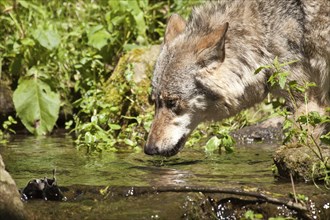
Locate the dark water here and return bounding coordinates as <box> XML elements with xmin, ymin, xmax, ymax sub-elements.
<box><xmin>1</xmin><ymin>133</ymin><xmax>329</xmax><ymax>219</ymax></box>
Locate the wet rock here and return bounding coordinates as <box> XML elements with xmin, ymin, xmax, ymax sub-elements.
<box><xmin>21</xmin><ymin>175</ymin><xmax>66</xmax><ymax>201</ymax></box>
<box><xmin>231</xmin><ymin>117</ymin><xmax>284</xmax><ymax>143</ymax></box>
<box><xmin>273</xmin><ymin>144</ymin><xmax>330</xmax><ymax>182</ymax></box>
<box><xmin>104</xmin><ymin>45</ymin><xmax>160</xmax><ymax>107</ymax></box>
<box><xmin>103</xmin><ymin>45</ymin><xmax>160</xmax><ymax>137</ymax></box>
<box><xmin>0</xmin><ymin>154</ymin><xmax>28</xmax><ymax>220</ymax></box>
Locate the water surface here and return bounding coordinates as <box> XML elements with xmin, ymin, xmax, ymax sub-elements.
<box><xmin>1</xmin><ymin>133</ymin><xmax>329</xmax><ymax>219</ymax></box>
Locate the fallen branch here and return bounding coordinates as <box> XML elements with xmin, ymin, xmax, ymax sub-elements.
<box><xmin>106</xmin><ymin>185</ymin><xmax>311</xmax><ymax>219</ymax></box>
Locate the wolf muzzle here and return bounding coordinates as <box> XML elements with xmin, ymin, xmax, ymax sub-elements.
<box><xmin>144</xmin><ymin>135</ymin><xmax>187</xmax><ymax>157</ymax></box>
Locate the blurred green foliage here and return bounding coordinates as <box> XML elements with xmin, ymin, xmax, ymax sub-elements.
<box><xmin>0</xmin><ymin>0</ymin><xmax>201</xmax><ymax>148</ymax></box>
<box><xmin>0</xmin><ymin>0</ymin><xmax>275</xmax><ymax>154</ymax></box>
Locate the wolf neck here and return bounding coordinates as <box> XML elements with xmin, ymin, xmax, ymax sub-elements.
<box><xmin>213</xmin><ymin>58</ymin><xmax>269</xmax><ymax>118</ymax></box>
<box><xmin>210</xmin><ymin>23</ymin><xmax>272</xmax><ymax>116</ymax></box>
<box><xmin>219</xmin><ymin>29</ymin><xmax>272</xmax><ymax>114</ymax></box>
<box><xmin>194</xmin><ymin>0</ymin><xmax>308</xmax><ymax>117</ymax></box>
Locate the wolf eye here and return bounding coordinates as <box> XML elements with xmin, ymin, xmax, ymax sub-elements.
<box><xmin>165</xmin><ymin>99</ymin><xmax>178</xmax><ymax>109</ymax></box>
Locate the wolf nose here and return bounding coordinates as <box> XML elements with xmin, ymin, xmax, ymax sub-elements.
<box><xmin>144</xmin><ymin>145</ymin><xmax>159</xmax><ymax>155</ymax></box>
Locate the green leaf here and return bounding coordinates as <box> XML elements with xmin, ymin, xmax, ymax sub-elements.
<box><xmin>244</xmin><ymin>210</ymin><xmax>255</xmax><ymax>219</ymax></box>
<box><xmin>305</xmin><ymin>82</ymin><xmax>317</xmax><ymax>88</ymax></box>
<box><xmin>287</xmin><ymin>80</ymin><xmax>298</xmax><ymax>88</ymax></box>
<box><xmin>120</xmin><ymin>0</ymin><xmax>147</xmax><ymax>43</ymax></box>
<box><xmin>278</xmin><ymin>72</ymin><xmax>289</xmax><ymax>89</ymax></box>
<box><xmin>273</xmin><ymin>56</ymin><xmax>280</xmax><ymax>70</ymax></box>
<box><xmin>288</xmin><ymin>80</ymin><xmax>305</xmax><ymax>93</ymax></box>
<box><xmin>205</xmin><ymin>136</ymin><xmax>221</xmax><ymax>153</ymax></box>
<box><xmin>297</xmin><ymin>115</ymin><xmax>308</xmax><ymax>124</ymax></box>
<box><xmin>222</xmin><ymin>134</ymin><xmax>235</xmax><ymax>153</ymax></box>
<box><xmin>32</xmin><ymin>28</ymin><xmax>60</xmax><ymax>50</ymax></box>
<box><xmin>19</xmin><ymin>1</ymin><xmax>47</xmax><ymax>18</ymax></box>
<box><xmin>87</xmin><ymin>26</ymin><xmax>111</xmax><ymax>50</ymax></box>
<box><xmin>254</xmin><ymin>65</ymin><xmax>271</xmax><ymax>75</ymax></box>
<box><xmin>109</xmin><ymin>123</ymin><xmax>121</xmax><ymax>130</ymax></box>
<box><xmin>283</xmin><ymin>119</ymin><xmax>293</xmax><ymax>130</ymax></box>
<box><xmin>124</xmin><ymin>139</ymin><xmax>135</xmax><ymax>146</ymax></box>
<box><xmin>13</xmin><ymin>77</ymin><xmax>60</xmax><ymax>135</ymax></box>
<box><xmin>279</xmin><ymin>59</ymin><xmax>299</xmax><ymax>67</ymax></box>
<box><xmin>21</xmin><ymin>38</ymin><xmax>35</xmax><ymax>46</ymax></box>
<box><xmin>85</xmin><ymin>131</ymin><xmax>96</xmax><ymax>144</ymax></box>
<box><xmin>308</xmin><ymin>111</ymin><xmax>322</xmax><ymax>126</ymax></box>
<box><xmin>320</xmin><ymin>132</ymin><xmax>330</xmax><ymax>145</ymax></box>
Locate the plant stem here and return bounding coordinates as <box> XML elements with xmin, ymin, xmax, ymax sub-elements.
<box><xmin>310</xmin><ymin>134</ymin><xmax>324</xmax><ymax>162</ymax></box>
<box><xmin>290</xmin><ymin>172</ymin><xmax>298</xmax><ymax>203</ymax></box>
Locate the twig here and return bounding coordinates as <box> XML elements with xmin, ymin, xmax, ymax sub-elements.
<box><xmin>290</xmin><ymin>172</ymin><xmax>298</xmax><ymax>203</ymax></box>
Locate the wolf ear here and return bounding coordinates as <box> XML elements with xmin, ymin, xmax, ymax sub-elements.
<box><xmin>165</xmin><ymin>14</ymin><xmax>186</xmax><ymax>43</ymax></box>
<box><xmin>194</xmin><ymin>23</ymin><xmax>229</xmax><ymax>99</ymax></box>
<box><xmin>196</xmin><ymin>22</ymin><xmax>229</xmax><ymax>64</ymax></box>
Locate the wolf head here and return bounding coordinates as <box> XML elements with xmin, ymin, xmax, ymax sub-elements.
<box><xmin>144</xmin><ymin>14</ymin><xmax>231</xmax><ymax>157</ymax></box>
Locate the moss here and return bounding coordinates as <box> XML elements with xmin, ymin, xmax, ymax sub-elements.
<box><xmin>103</xmin><ymin>45</ymin><xmax>160</xmax><ymax>137</ymax></box>
<box><xmin>273</xmin><ymin>143</ymin><xmax>330</xmax><ymax>182</ymax></box>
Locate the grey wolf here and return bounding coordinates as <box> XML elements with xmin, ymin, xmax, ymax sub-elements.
<box><xmin>144</xmin><ymin>0</ymin><xmax>330</xmax><ymax>156</ymax></box>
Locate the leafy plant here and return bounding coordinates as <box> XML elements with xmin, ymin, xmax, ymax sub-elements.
<box><xmin>204</xmin><ymin>131</ymin><xmax>235</xmax><ymax>154</ymax></box>
<box><xmin>0</xmin><ymin>116</ymin><xmax>17</xmax><ymax>144</ymax></box>
<box><xmin>2</xmin><ymin>116</ymin><xmax>17</xmax><ymax>134</ymax></box>
<box><xmin>0</xmin><ymin>0</ymin><xmax>199</xmax><ymax>138</ymax></box>
<box><xmin>242</xmin><ymin>210</ymin><xmax>263</xmax><ymax>220</ymax></box>
<box><xmin>257</xmin><ymin>57</ymin><xmax>330</xmax><ymax>187</ymax></box>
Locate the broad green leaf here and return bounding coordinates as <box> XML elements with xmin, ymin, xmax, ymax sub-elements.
<box><xmin>205</xmin><ymin>136</ymin><xmax>221</xmax><ymax>153</ymax></box>
<box><xmin>13</xmin><ymin>77</ymin><xmax>60</xmax><ymax>135</ymax></box>
<box><xmin>124</xmin><ymin>139</ymin><xmax>135</xmax><ymax>146</ymax></box>
<box><xmin>87</xmin><ymin>26</ymin><xmax>111</xmax><ymax>50</ymax></box>
<box><xmin>32</xmin><ymin>28</ymin><xmax>60</xmax><ymax>50</ymax></box>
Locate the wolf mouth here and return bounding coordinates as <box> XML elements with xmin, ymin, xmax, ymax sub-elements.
<box><xmin>165</xmin><ymin>135</ymin><xmax>187</xmax><ymax>157</ymax></box>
